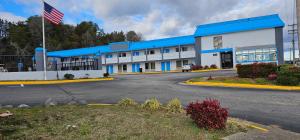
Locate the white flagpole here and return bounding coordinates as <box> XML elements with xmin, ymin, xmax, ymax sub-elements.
<box><xmin>42</xmin><ymin>0</ymin><xmax>47</xmax><ymax>80</ymax></box>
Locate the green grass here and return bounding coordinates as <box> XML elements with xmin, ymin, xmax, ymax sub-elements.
<box><xmin>190</xmin><ymin>76</ymin><xmax>275</xmax><ymax>85</ymax></box>
<box><xmin>0</xmin><ymin>105</ymin><xmax>246</xmax><ymax>140</ymax></box>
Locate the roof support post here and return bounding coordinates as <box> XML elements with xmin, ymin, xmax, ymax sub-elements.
<box><xmin>161</xmin><ymin>48</ymin><xmax>164</xmax><ymax>60</ymax></box>
<box><xmin>179</xmin><ymin>45</ymin><xmax>181</xmax><ymax>59</ymax></box>
<box><xmin>145</xmin><ymin>49</ymin><xmax>148</xmax><ymax>61</ymax></box>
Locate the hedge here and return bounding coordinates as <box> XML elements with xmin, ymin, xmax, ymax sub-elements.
<box><xmin>236</xmin><ymin>63</ymin><xmax>277</xmax><ymax>78</ymax></box>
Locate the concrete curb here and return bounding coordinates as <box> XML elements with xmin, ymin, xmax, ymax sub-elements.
<box><xmin>191</xmin><ymin>69</ymin><xmax>223</xmax><ymax>72</ymax></box>
<box><xmin>0</xmin><ymin>78</ymin><xmax>114</xmax><ymax>85</ymax></box>
<box><xmin>185</xmin><ymin>80</ymin><xmax>300</xmax><ymax>91</ymax></box>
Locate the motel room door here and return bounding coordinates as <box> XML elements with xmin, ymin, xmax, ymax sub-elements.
<box><xmin>161</xmin><ymin>61</ymin><xmax>171</xmax><ymax>72</ymax></box>
<box><xmin>132</xmin><ymin>63</ymin><xmax>140</xmax><ymax>72</ymax></box>
<box><xmin>220</xmin><ymin>52</ymin><xmax>233</xmax><ymax>69</ymax></box>
<box><xmin>107</xmin><ymin>65</ymin><xmax>114</xmax><ymax>74</ymax></box>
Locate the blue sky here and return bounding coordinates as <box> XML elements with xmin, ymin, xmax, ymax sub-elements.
<box><xmin>0</xmin><ymin>0</ymin><xmax>298</xmax><ymax>54</ymax></box>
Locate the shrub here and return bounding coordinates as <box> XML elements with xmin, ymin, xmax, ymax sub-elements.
<box><xmin>142</xmin><ymin>98</ymin><xmax>161</xmax><ymax>111</ymax></box>
<box><xmin>118</xmin><ymin>98</ymin><xmax>137</xmax><ymax>107</ymax></box>
<box><xmin>166</xmin><ymin>98</ymin><xmax>183</xmax><ymax>113</ymax></box>
<box><xmin>236</xmin><ymin>63</ymin><xmax>277</xmax><ymax>78</ymax></box>
<box><xmin>276</xmin><ymin>75</ymin><xmax>299</xmax><ymax>86</ymax></box>
<box><xmin>103</xmin><ymin>73</ymin><xmax>109</xmax><ymax>78</ymax></box>
<box><xmin>186</xmin><ymin>99</ymin><xmax>228</xmax><ymax>129</ymax></box>
<box><xmin>278</xmin><ymin>65</ymin><xmax>300</xmax><ymax>81</ymax></box>
<box><xmin>64</xmin><ymin>73</ymin><xmax>74</xmax><ymax>80</ymax></box>
<box><xmin>207</xmin><ymin>76</ymin><xmax>213</xmax><ymax>80</ymax></box>
<box><xmin>191</xmin><ymin>65</ymin><xmax>203</xmax><ymax>70</ymax></box>
<box><xmin>267</xmin><ymin>73</ymin><xmax>277</xmax><ymax>81</ymax></box>
<box><xmin>204</xmin><ymin>65</ymin><xmax>209</xmax><ymax>69</ymax></box>
<box><xmin>210</xmin><ymin>64</ymin><xmax>218</xmax><ymax>69</ymax></box>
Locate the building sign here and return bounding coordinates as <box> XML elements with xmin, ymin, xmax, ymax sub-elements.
<box><xmin>110</xmin><ymin>42</ymin><xmax>129</xmax><ymax>51</ymax></box>
<box><xmin>213</xmin><ymin>36</ymin><xmax>222</xmax><ymax>49</ymax></box>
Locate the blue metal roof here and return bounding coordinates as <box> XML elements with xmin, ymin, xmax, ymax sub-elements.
<box><xmin>47</xmin><ymin>35</ymin><xmax>195</xmax><ymax>57</ymax></box>
<box><xmin>194</xmin><ymin>14</ymin><xmax>285</xmax><ymax>37</ymax></box>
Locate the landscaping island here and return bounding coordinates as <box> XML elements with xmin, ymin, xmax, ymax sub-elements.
<box><xmin>0</xmin><ymin>102</ymin><xmax>247</xmax><ymax>139</ymax></box>
<box><xmin>188</xmin><ymin>63</ymin><xmax>300</xmax><ymax>90</ymax></box>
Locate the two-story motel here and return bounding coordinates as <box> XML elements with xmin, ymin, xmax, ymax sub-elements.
<box><xmin>40</xmin><ymin>14</ymin><xmax>284</xmax><ymax>74</ymax></box>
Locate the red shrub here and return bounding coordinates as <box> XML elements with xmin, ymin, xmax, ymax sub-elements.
<box><xmin>267</xmin><ymin>73</ymin><xmax>277</xmax><ymax>81</ymax></box>
<box><xmin>210</xmin><ymin>64</ymin><xmax>218</xmax><ymax>69</ymax></box>
<box><xmin>236</xmin><ymin>63</ymin><xmax>277</xmax><ymax>78</ymax></box>
<box><xmin>192</xmin><ymin>65</ymin><xmax>203</xmax><ymax>70</ymax></box>
<box><xmin>186</xmin><ymin>99</ymin><xmax>228</xmax><ymax>129</ymax></box>
<box><xmin>204</xmin><ymin>65</ymin><xmax>209</xmax><ymax>69</ymax></box>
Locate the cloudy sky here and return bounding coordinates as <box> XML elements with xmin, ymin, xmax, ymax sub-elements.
<box><xmin>0</xmin><ymin>0</ymin><xmax>297</xmax><ymax>43</ymax></box>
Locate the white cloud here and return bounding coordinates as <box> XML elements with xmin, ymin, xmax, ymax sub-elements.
<box><xmin>0</xmin><ymin>11</ymin><xmax>26</xmax><ymax>22</ymax></box>
<box><xmin>10</xmin><ymin>0</ymin><xmax>296</xmax><ymax>40</ymax></box>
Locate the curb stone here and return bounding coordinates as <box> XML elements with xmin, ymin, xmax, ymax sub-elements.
<box><xmin>45</xmin><ymin>98</ymin><xmax>58</xmax><ymax>107</ymax></box>
<box><xmin>4</xmin><ymin>105</ymin><xmax>13</xmax><ymax>108</ymax></box>
<box><xmin>18</xmin><ymin>104</ymin><xmax>30</xmax><ymax>108</ymax></box>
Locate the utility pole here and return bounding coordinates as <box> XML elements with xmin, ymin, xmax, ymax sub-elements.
<box><xmin>288</xmin><ymin>24</ymin><xmax>297</xmax><ymax>64</ymax></box>
<box><xmin>296</xmin><ymin>0</ymin><xmax>300</xmax><ymax>62</ymax></box>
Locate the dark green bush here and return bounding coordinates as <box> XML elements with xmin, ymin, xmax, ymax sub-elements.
<box><xmin>103</xmin><ymin>73</ymin><xmax>109</xmax><ymax>78</ymax></box>
<box><xmin>236</xmin><ymin>63</ymin><xmax>277</xmax><ymax>78</ymax></box>
<box><xmin>64</xmin><ymin>73</ymin><xmax>74</xmax><ymax>80</ymax></box>
<box><xmin>276</xmin><ymin>75</ymin><xmax>299</xmax><ymax>86</ymax></box>
<box><xmin>278</xmin><ymin>65</ymin><xmax>300</xmax><ymax>81</ymax></box>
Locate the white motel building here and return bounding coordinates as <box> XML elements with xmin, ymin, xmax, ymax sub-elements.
<box><xmin>36</xmin><ymin>14</ymin><xmax>285</xmax><ymax>74</ymax></box>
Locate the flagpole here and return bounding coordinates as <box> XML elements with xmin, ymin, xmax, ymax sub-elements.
<box><xmin>42</xmin><ymin>0</ymin><xmax>47</xmax><ymax>80</ymax></box>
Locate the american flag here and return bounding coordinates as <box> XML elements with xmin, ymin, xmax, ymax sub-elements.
<box><xmin>44</xmin><ymin>2</ymin><xmax>64</xmax><ymax>25</ymax></box>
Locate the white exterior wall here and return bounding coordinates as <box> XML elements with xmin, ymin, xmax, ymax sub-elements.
<box><xmin>148</xmin><ymin>49</ymin><xmax>162</xmax><ymax>61</ymax></box>
<box><xmin>170</xmin><ymin>60</ymin><xmax>177</xmax><ymax>71</ymax></box>
<box><xmin>127</xmin><ymin>63</ymin><xmax>132</xmax><ymax>73</ymax></box>
<box><xmin>133</xmin><ymin>50</ymin><xmax>146</xmax><ymax>62</ymax></box>
<box><xmin>106</xmin><ymin>53</ymin><xmax>118</xmax><ymax>64</ymax></box>
<box><xmin>0</xmin><ymin>70</ymin><xmax>104</xmax><ymax>81</ymax></box>
<box><xmin>201</xmin><ymin>53</ymin><xmax>221</xmax><ymax>67</ymax></box>
<box><xmin>113</xmin><ymin>64</ymin><xmax>118</xmax><ymax>73</ymax></box>
<box><xmin>201</xmin><ymin>28</ymin><xmax>276</xmax><ymax>68</ymax></box>
<box><xmin>155</xmin><ymin>61</ymin><xmax>161</xmax><ymax>71</ymax></box>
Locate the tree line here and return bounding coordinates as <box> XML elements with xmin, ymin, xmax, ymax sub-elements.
<box><xmin>0</xmin><ymin>16</ymin><xmax>142</xmax><ymax>56</ymax></box>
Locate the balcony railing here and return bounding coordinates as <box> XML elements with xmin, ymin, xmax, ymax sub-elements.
<box><xmin>119</xmin><ymin>57</ymin><xmax>131</xmax><ymax>63</ymax></box>
<box><xmin>147</xmin><ymin>54</ymin><xmax>162</xmax><ymax>61</ymax></box>
<box><xmin>163</xmin><ymin>52</ymin><xmax>179</xmax><ymax>60</ymax></box>
<box><xmin>106</xmin><ymin>58</ymin><xmax>118</xmax><ymax>64</ymax></box>
<box><xmin>133</xmin><ymin>55</ymin><xmax>147</xmax><ymax>62</ymax></box>
<box><xmin>181</xmin><ymin>51</ymin><xmax>196</xmax><ymax>58</ymax></box>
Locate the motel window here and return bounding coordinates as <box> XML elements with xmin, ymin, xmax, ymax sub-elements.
<box><xmin>119</xmin><ymin>53</ymin><xmax>127</xmax><ymax>57</ymax></box>
<box><xmin>183</xmin><ymin>60</ymin><xmax>189</xmax><ymax>65</ymax></box>
<box><xmin>175</xmin><ymin>47</ymin><xmax>180</xmax><ymax>52</ymax></box>
<box><xmin>213</xmin><ymin>36</ymin><xmax>222</xmax><ymax>49</ymax></box>
<box><xmin>133</xmin><ymin>51</ymin><xmax>140</xmax><ymax>56</ymax></box>
<box><xmin>163</xmin><ymin>48</ymin><xmax>170</xmax><ymax>53</ymax></box>
<box><xmin>106</xmin><ymin>54</ymin><xmax>113</xmax><ymax>58</ymax></box>
<box><xmin>123</xmin><ymin>64</ymin><xmax>127</xmax><ymax>71</ymax></box>
<box><xmin>176</xmin><ymin>60</ymin><xmax>182</xmax><ymax>68</ymax></box>
<box><xmin>145</xmin><ymin>62</ymin><xmax>155</xmax><ymax>70</ymax></box>
<box><xmin>181</xmin><ymin>47</ymin><xmax>188</xmax><ymax>52</ymax></box>
<box><xmin>151</xmin><ymin>62</ymin><xmax>155</xmax><ymax>69</ymax></box>
<box><xmin>145</xmin><ymin>50</ymin><xmax>155</xmax><ymax>55</ymax></box>
<box><xmin>236</xmin><ymin>47</ymin><xmax>277</xmax><ymax>63</ymax></box>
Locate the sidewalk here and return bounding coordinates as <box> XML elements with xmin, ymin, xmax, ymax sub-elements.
<box><xmin>224</xmin><ymin>125</ymin><xmax>300</xmax><ymax>140</ymax></box>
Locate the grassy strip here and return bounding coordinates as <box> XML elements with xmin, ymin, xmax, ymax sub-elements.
<box><xmin>0</xmin><ymin>105</ymin><xmax>247</xmax><ymax>140</ymax></box>
<box><xmin>189</xmin><ymin>77</ymin><xmax>274</xmax><ymax>85</ymax></box>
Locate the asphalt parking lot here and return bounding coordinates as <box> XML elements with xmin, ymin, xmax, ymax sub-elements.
<box><xmin>0</xmin><ymin>70</ymin><xmax>300</xmax><ymax>133</ymax></box>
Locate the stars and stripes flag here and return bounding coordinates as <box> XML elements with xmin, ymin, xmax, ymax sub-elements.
<box><xmin>43</xmin><ymin>2</ymin><xmax>64</xmax><ymax>25</ymax></box>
